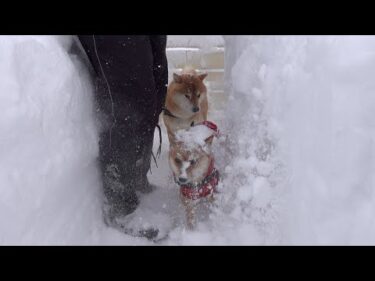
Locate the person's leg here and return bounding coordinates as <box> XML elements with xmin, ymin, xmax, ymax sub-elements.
<box><xmin>77</xmin><ymin>35</ymin><xmax>164</xmax><ymax>224</ymax></box>
<box><xmin>97</xmin><ymin>96</ymin><xmax>140</xmax><ymax>221</ymax></box>
<box><xmin>135</xmin><ymin>36</ymin><xmax>168</xmax><ymax>193</ymax></box>
<box><xmin>150</xmin><ymin>35</ymin><xmax>169</xmax><ymax>117</ymax></box>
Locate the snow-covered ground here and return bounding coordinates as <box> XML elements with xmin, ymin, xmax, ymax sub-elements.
<box><xmin>1</xmin><ymin>35</ymin><xmax>375</xmax><ymax>245</ymax></box>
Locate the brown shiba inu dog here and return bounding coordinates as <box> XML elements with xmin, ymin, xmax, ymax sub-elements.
<box><xmin>168</xmin><ymin>121</ymin><xmax>220</xmax><ymax>229</ymax></box>
<box><xmin>163</xmin><ymin>66</ymin><xmax>208</xmax><ymax>145</ymax></box>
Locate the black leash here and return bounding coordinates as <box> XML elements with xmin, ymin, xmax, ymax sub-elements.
<box><xmin>149</xmin><ymin>107</ymin><xmax>173</xmax><ymax>171</ymax></box>
<box><xmin>149</xmin><ymin>123</ymin><xmax>163</xmax><ymax>174</ymax></box>
<box><xmin>162</xmin><ymin>106</ymin><xmax>178</xmax><ymax>119</ymax></box>
<box><xmin>155</xmin><ymin>124</ymin><xmax>162</xmax><ymax>158</ymax></box>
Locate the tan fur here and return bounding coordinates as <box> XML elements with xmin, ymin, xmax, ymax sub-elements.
<box><xmin>168</xmin><ymin>141</ymin><xmax>212</xmax><ymax>185</ymax></box>
<box><xmin>163</xmin><ymin>67</ymin><xmax>208</xmax><ymax>145</ymax></box>
<box><xmin>164</xmin><ymin>67</ymin><xmax>216</xmax><ymax>228</ymax></box>
<box><xmin>168</xmin><ymin>136</ymin><xmax>214</xmax><ymax>229</ymax></box>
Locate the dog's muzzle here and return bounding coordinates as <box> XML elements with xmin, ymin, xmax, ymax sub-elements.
<box><xmin>175</xmin><ymin>158</ymin><xmax>220</xmax><ymax>200</ymax></box>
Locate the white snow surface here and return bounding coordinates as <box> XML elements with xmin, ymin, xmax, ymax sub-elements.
<box><xmin>175</xmin><ymin>123</ymin><xmax>216</xmax><ymax>151</ymax></box>
<box><xmin>225</xmin><ymin>36</ymin><xmax>375</xmax><ymax>245</ymax></box>
<box><xmin>1</xmin><ymin>35</ymin><xmax>375</xmax><ymax>245</ymax></box>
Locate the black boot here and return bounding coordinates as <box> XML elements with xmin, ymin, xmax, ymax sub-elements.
<box><xmin>99</xmin><ymin>115</ymin><xmax>161</xmax><ymax>240</ymax></box>
<box><xmin>98</xmin><ymin>109</ymin><xmax>139</xmax><ymax>223</ymax></box>
<box><xmin>97</xmin><ymin>97</ymin><xmax>161</xmax><ymax>239</ymax></box>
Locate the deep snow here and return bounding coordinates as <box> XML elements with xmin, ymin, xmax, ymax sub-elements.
<box><xmin>225</xmin><ymin>36</ymin><xmax>375</xmax><ymax>244</ymax></box>
<box><xmin>1</xmin><ymin>35</ymin><xmax>375</xmax><ymax>245</ymax></box>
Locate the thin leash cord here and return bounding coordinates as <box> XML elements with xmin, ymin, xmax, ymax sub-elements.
<box><xmin>92</xmin><ymin>35</ymin><xmax>116</xmax><ymax>147</ymax></box>
<box><xmin>155</xmin><ymin>124</ymin><xmax>162</xmax><ymax>158</ymax></box>
<box><xmin>149</xmin><ymin>124</ymin><xmax>162</xmax><ymax>174</ymax></box>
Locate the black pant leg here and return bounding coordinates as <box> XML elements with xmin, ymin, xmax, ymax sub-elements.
<box><xmin>150</xmin><ymin>35</ymin><xmax>168</xmax><ymax>117</ymax></box>
<box><xmin>135</xmin><ymin>36</ymin><xmax>168</xmax><ymax>191</ymax></box>
<box><xmin>77</xmin><ymin>35</ymin><xmax>165</xmax><ymax>218</ymax></box>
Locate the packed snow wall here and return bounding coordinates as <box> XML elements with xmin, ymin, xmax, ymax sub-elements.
<box><xmin>0</xmin><ymin>36</ymin><xmax>102</xmax><ymax>244</ymax></box>
<box><xmin>224</xmin><ymin>36</ymin><xmax>375</xmax><ymax>244</ymax></box>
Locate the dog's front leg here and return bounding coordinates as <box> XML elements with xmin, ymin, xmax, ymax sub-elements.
<box><xmin>180</xmin><ymin>193</ymin><xmax>196</xmax><ymax>230</ymax></box>
<box><xmin>186</xmin><ymin>201</ymin><xmax>196</xmax><ymax>230</ymax></box>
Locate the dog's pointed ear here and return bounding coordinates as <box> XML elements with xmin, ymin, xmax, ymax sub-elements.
<box><xmin>204</xmin><ymin>135</ymin><xmax>214</xmax><ymax>146</ymax></box>
<box><xmin>198</xmin><ymin>73</ymin><xmax>208</xmax><ymax>81</ymax></box>
<box><xmin>173</xmin><ymin>73</ymin><xmax>182</xmax><ymax>83</ymax></box>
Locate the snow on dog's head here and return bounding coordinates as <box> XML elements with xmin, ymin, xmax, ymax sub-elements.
<box><xmin>174</xmin><ymin>121</ymin><xmax>218</xmax><ymax>153</ymax></box>
<box><xmin>169</xmin><ymin>122</ymin><xmax>218</xmax><ymax>185</ymax></box>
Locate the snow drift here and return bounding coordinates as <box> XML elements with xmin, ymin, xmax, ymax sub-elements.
<box><xmin>0</xmin><ymin>36</ymin><xmax>103</xmax><ymax>244</ymax></box>
<box><xmin>224</xmin><ymin>36</ymin><xmax>375</xmax><ymax>245</ymax></box>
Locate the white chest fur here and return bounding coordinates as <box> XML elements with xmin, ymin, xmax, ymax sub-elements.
<box><xmin>167</xmin><ymin>115</ymin><xmax>204</xmax><ymax>132</ymax></box>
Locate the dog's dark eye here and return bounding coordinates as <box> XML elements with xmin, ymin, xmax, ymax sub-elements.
<box><xmin>197</xmin><ymin>94</ymin><xmax>201</xmax><ymax>98</ymax></box>
<box><xmin>190</xmin><ymin>159</ymin><xmax>197</xmax><ymax>165</ymax></box>
<box><xmin>175</xmin><ymin>158</ymin><xmax>182</xmax><ymax>164</ymax></box>
<box><xmin>185</xmin><ymin>95</ymin><xmax>190</xmax><ymax>99</ymax></box>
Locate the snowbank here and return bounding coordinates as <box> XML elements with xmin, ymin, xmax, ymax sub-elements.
<box><xmin>224</xmin><ymin>36</ymin><xmax>375</xmax><ymax>245</ymax></box>
<box><xmin>0</xmin><ymin>36</ymin><xmax>103</xmax><ymax>244</ymax></box>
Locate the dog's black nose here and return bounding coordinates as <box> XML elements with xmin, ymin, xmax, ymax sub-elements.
<box><xmin>192</xmin><ymin>106</ymin><xmax>200</xmax><ymax>113</ymax></box>
<box><xmin>178</xmin><ymin>177</ymin><xmax>187</xmax><ymax>183</ymax></box>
